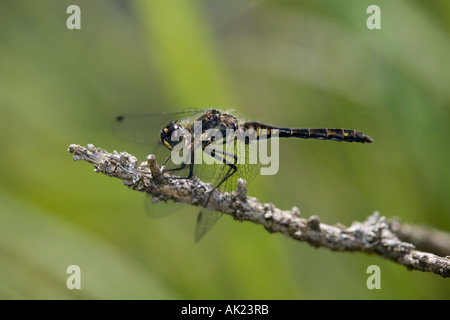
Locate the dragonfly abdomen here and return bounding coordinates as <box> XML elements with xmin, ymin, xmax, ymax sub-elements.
<box><xmin>287</xmin><ymin>128</ymin><xmax>373</xmax><ymax>143</ymax></box>
<box><xmin>242</xmin><ymin>122</ymin><xmax>373</xmax><ymax>143</ymax></box>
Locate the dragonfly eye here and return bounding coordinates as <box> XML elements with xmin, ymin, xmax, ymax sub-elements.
<box><xmin>161</xmin><ymin>120</ymin><xmax>184</xmax><ymax>149</ymax></box>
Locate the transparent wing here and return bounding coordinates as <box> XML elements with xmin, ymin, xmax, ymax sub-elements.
<box><xmin>196</xmin><ymin>134</ymin><xmax>262</xmax><ymax>192</ymax></box>
<box><xmin>144</xmin><ymin>194</ymin><xmax>186</xmax><ymax>219</ymax></box>
<box><xmin>194</xmin><ymin>210</ymin><xmax>223</xmax><ymax>242</ymax></box>
<box><xmin>112</xmin><ymin>108</ymin><xmax>208</xmax><ymax>145</ymax></box>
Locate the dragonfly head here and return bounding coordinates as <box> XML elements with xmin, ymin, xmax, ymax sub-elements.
<box><xmin>160</xmin><ymin>120</ymin><xmax>186</xmax><ymax>150</ymax></box>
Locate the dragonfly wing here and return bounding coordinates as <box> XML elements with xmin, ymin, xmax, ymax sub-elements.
<box><xmin>194</xmin><ymin>209</ymin><xmax>223</xmax><ymax>242</ymax></box>
<box><xmin>112</xmin><ymin>108</ymin><xmax>209</xmax><ymax>145</ymax></box>
<box><xmin>144</xmin><ymin>193</ymin><xmax>185</xmax><ymax>219</ymax></box>
<box><xmin>197</xmin><ymin>135</ymin><xmax>262</xmax><ymax>191</ymax></box>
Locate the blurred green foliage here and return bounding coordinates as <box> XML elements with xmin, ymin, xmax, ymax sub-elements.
<box><xmin>0</xmin><ymin>0</ymin><xmax>449</xmax><ymax>299</ymax></box>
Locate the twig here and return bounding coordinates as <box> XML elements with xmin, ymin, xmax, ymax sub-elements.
<box><xmin>389</xmin><ymin>221</ymin><xmax>450</xmax><ymax>258</ymax></box>
<box><xmin>68</xmin><ymin>144</ymin><xmax>450</xmax><ymax>278</ymax></box>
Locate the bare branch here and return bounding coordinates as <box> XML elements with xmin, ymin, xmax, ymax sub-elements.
<box><xmin>68</xmin><ymin>144</ymin><xmax>450</xmax><ymax>278</ymax></box>
<box><xmin>390</xmin><ymin>221</ymin><xmax>450</xmax><ymax>258</ymax></box>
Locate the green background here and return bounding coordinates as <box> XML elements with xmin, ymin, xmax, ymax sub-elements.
<box><xmin>0</xmin><ymin>0</ymin><xmax>449</xmax><ymax>299</ymax></box>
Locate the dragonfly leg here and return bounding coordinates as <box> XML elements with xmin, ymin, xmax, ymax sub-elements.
<box><xmin>163</xmin><ymin>146</ymin><xmax>195</xmax><ymax>179</ymax></box>
<box><xmin>163</xmin><ymin>163</ymin><xmax>187</xmax><ymax>173</ymax></box>
<box><xmin>161</xmin><ymin>153</ymin><xmax>172</xmax><ymax>167</ymax></box>
<box><xmin>214</xmin><ymin>152</ymin><xmax>238</xmax><ymax>190</ymax></box>
<box><xmin>203</xmin><ymin>149</ymin><xmax>238</xmax><ymax>207</ymax></box>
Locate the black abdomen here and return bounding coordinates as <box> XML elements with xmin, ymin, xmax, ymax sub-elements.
<box><xmin>242</xmin><ymin>122</ymin><xmax>373</xmax><ymax>143</ymax></box>
<box><xmin>289</xmin><ymin>128</ymin><xmax>373</xmax><ymax>143</ymax></box>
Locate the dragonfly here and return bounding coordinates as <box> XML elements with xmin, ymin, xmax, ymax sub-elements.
<box><xmin>113</xmin><ymin>108</ymin><xmax>373</xmax><ymax>241</ymax></box>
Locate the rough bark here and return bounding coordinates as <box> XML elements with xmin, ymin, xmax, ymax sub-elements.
<box><xmin>68</xmin><ymin>144</ymin><xmax>450</xmax><ymax>278</ymax></box>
